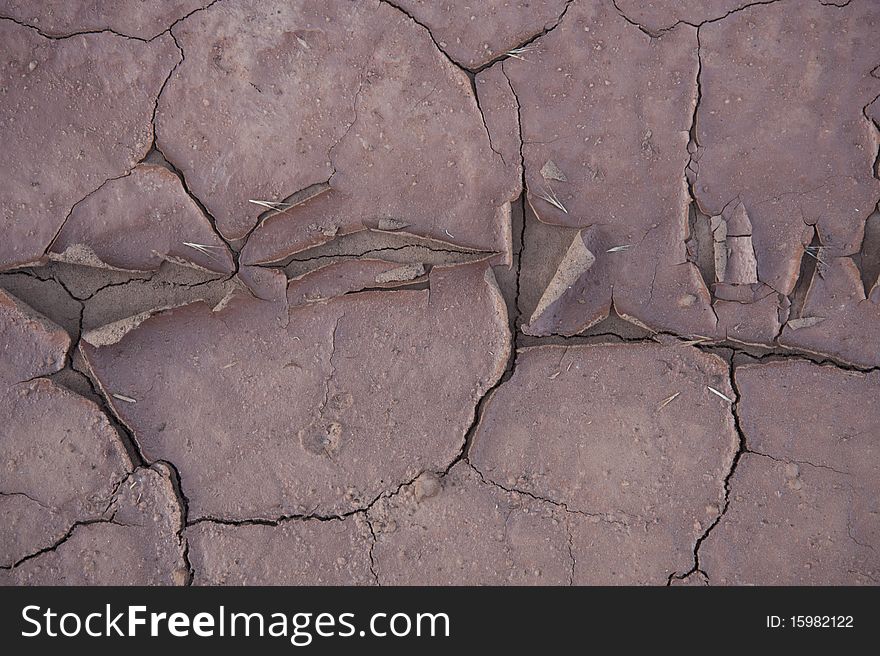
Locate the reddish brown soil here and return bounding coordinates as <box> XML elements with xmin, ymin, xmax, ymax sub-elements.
<box><xmin>1</xmin><ymin>0</ymin><xmax>878</xmax><ymax>585</ymax></box>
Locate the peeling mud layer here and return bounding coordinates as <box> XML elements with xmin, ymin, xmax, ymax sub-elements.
<box><xmin>1</xmin><ymin>0</ymin><xmax>879</xmax><ymax>586</ymax></box>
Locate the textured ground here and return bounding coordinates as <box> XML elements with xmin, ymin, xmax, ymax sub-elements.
<box><xmin>1</xmin><ymin>0</ymin><xmax>878</xmax><ymax>585</ymax></box>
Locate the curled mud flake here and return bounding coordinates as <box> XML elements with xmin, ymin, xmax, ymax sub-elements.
<box><xmin>276</xmin><ymin>228</ymin><xmax>494</xmax><ymax>277</ymax></box>
<box><xmin>49</xmin><ymin>243</ymin><xmax>108</xmax><ymax>269</ymax></box>
<box><xmin>725</xmin><ymin>236</ymin><xmax>759</xmax><ymax>285</ymax></box>
<box><xmin>519</xmin><ymin>215</ymin><xmax>620</xmax><ymax>337</ymax></box>
<box><xmin>524</xmin><ymin>230</ymin><xmax>596</xmax><ymax>333</ymax></box>
<box><xmin>781</xmin><ymin>258</ymin><xmax>880</xmax><ymax>368</ymax></box>
<box><xmin>854</xmin><ymin>210</ymin><xmax>880</xmax><ymax>299</ymax></box>
<box><xmin>710</xmin><ymin>203</ymin><xmax>758</xmax><ymax>286</ymax></box>
<box><xmin>687</xmin><ymin>202</ymin><xmax>716</xmax><ymax>290</ymax></box>
<box><xmin>80</xmin><ymin>310</ymin><xmax>157</xmax><ymax>348</ymax></box>
<box><xmin>540</xmin><ymin>159</ymin><xmax>568</xmax><ymax>182</ymax></box>
<box><xmin>529</xmin><ymin>230</ymin><xmax>595</xmax><ymax>322</ymax></box>
<box><xmin>711</xmin><ymin>215</ymin><xmax>728</xmax><ymax>283</ymax></box>
<box><xmin>786</xmin><ymin>316</ymin><xmax>826</xmax><ymax>330</ymax></box>
<box><xmin>286</xmin><ymin>259</ymin><xmax>427</xmax><ymax>308</ymax></box>
<box><xmin>66</xmin><ymin>264</ymin><xmax>238</xmax><ymax>335</ymax></box>
<box><xmin>0</xmin><ymin>270</ymin><xmax>82</xmax><ymax>337</ymax></box>
<box><xmin>377</xmin><ymin>218</ymin><xmax>411</xmax><ymax>231</ymax></box>
<box><xmin>374</xmin><ymin>263</ymin><xmax>425</xmax><ymax>284</ymax></box>
<box><xmin>725</xmin><ymin>202</ymin><xmax>753</xmax><ymax>237</ymax></box>
<box><xmin>210</xmin><ymin>290</ymin><xmax>238</xmax><ymax>314</ymax></box>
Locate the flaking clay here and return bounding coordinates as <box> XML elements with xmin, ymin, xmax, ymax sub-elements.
<box><xmin>1</xmin><ymin>0</ymin><xmax>878</xmax><ymax>590</ymax></box>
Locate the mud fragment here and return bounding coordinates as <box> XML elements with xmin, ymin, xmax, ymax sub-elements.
<box><xmin>286</xmin><ymin>260</ymin><xmax>426</xmax><ymax>307</ymax></box>
<box><xmin>711</xmin><ymin>215</ymin><xmax>728</xmax><ymax>282</ymax></box>
<box><xmin>80</xmin><ymin>264</ymin><xmax>509</xmax><ymax>521</ymax></box>
<box><xmin>82</xmin><ymin>311</ymin><xmax>158</xmax><ymax>348</ymax></box>
<box><xmin>723</xmin><ymin>240</ymin><xmax>758</xmax><ymax>286</ymax></box>
<box><xmin>0</xmin><ymin>22</ymin><xmax>179</xmax><ymax>270</ymax></box>
<box><xmin>540</xmin><ymin>160</ymin><xmax>568</xmax><ymax>182</ymax></box>
<box><xmin>701</xmin><ymin>361</ymin><xmax>880</xmax><ymax>584</ymax></box>
<box><xmin>80</xmin><ymin>270</ymin><xmax>237</xmax><ymax>333</ymax></box>
<box><xmin>470</xmin><ymin>344</ymin><xmax>739</xmax><ymax>583</ymax></box>
<box><xmin>1</xmin><ymin>379</ymin><xmax>132</xmax><ymax>568</ymax></box>
<box><xmin>0</xmin><ymin>270</ymin><xmax>82</xmax><ymax>340</ymax></box>
<box><xmin>785</xmin><ymin>316</ymin><xmax>826</xmax><ymax>331</ymax></box>
<box><xmin>523</xmin><ymin>229</ymin><xmax>610</xmax><ymax>336</ymax></box>
<box><xmin>780</xmin><ymin>257</ymin><xmax>880</xmax><ymax>367</ymax></box>
<box><xmin>714</xmin><ymin>291</ymin><xmax>783</xmax><ymax>345</ymax></box>
<box><xmin>377</xmin><ymin>218</ymin><xmax>410</xmax><ymax>232</ymax></box>
<box><xmin>374</xmin><ymin>263</ymin><xmax>426</xmax><ymax>285</ymax></box>
<box><xmin>236</xmin><ymin>265</ymin><xmax>288</xmax><ymax>304</ymax></box>
<box><xmin>711</xmin><ymin>202</ymin><xmax>758</xmax><ymax>286</ymax></box>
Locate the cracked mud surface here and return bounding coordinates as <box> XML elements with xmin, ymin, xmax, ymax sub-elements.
<box><xmin>1</xmin><ymin>0</ymin><xmax>878</xmax><ymax>585</ymax></box>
